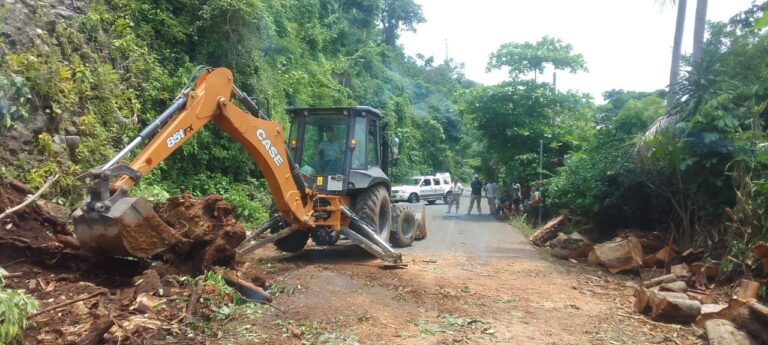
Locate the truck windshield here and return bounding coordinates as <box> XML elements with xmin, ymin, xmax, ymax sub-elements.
<box><xmin>408</xmin><ymin>178</ymin><xmax>421</xmax><ymax>186</ymax></box>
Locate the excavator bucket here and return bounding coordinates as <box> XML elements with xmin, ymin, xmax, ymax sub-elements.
<box><xmin>72</xmin><ymin>196</ymin><xmax>183</xmax><ymax>258</ymax></box>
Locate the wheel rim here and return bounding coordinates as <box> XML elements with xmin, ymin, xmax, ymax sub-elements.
<box><xmin>408</xmin><ymin>194</ymin><xmax>417</xmax><ymax>203</ymax></box>
<box><xmin>401</xmin><ymin>215</ymin><xmax>415</xmax><ymax>238</ymax></box>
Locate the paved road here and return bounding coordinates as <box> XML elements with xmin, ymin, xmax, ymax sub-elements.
<box><xmin>399</xmin><ymin>195</ymin><xmax>537</xmax><ymax>259</ymax></box>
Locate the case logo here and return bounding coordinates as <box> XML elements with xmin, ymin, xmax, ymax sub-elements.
<box><xmin>256</xmin><ymin>128</ymin><xmax>284</xmax><ymax>166</ymax></box>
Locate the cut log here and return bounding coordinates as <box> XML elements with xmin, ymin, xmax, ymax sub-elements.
<box><xmin>549</xmin><ymin>233</ymin><xmax>593</xmax><ymax>260</ymax></box>
<box><xmin>687</xmin><ymin>291</ymin><xmax>715</xmax><ymax>304</ymax></box>
<box><xmin>642</xmin><ymin>274</ymin><xmax>678</xmax><ymax>288</ymax></box>
<box><xmin>635</xmin><ymin>287</ymin><xmax>652</xmax><ymax>314</ymax></box>
<box><xmin>701</xmin><ymin>303</ymin><xmax>729</xmax><ymax>317</ymax></box>
<box><xmin>670</xmin><ymin>263</ymin><xmax>691</xmax><ymax>278</ymax></box>
<box><xmin>639</xmin><ymin>268</ymin><xmax>666</xmax><ymax>281</ymax></box>
<box><xmin>753</xmin><ymin>243</ymin><xmax>768</xmax><ymax>258</ymax></box>
<box><xmin>747</xmin><ymin>299</ymin><xmax>768</xmax><ymax>323</ymax></box>
<box><xmin>735</xmin><ymin>280</ymin><xmax>761</xmax><ymax>300</ymax></box>
<box><xmin>704</xmin><ymin>319</ymin><xmax>758</xmax><ymax>345</ymax></box>
<box><xmin>77</xmin><ymin>318</ymin><xmax>115</xmax><ymax>345</ymax></box>
<box><xmin>696</xmin><ymin>298</ymin><xmax>768</xmax><ymax>344</ymax></box>
<box><xmin>650</xmin><ymin>296</ymin><xmax>701</xmax><ymax>323</ymax></box>
<box><xmin>529</xmin><ymin>213</ymin><xmax>567</xmax><ymax>246</ymax></box>
<box><xmin>643</xmin><ymin>246</ymin><xmax>676</xmax><ymax>268</ymax></box>
<box><xmin>589</xmin><ymin>237</ymin><xmax>644</xmax><ymax>273</ymax></box>
<box><xmin>660</xmin><ymin>281</ymin><xmax>688</xmax><ymax>293</ymax></box>
<box><xmin>616</xmin><ymin>230</ymin><xmax>667</xmax><ymax>253</ymax></box>
<box><xmin>691</xmin><ymin>262</ymin><xmax>718</xmax><ymax>279</ymax></box>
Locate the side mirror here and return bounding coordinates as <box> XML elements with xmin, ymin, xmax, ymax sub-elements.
<box><xmin>390</xmin><ymin>137</ymin><xmax>400</xmax><ymax>158</ymax></box>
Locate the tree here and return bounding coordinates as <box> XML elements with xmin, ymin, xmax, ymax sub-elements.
<box><xmin>487</xmin><ymin>36</ymin><xmax>587</xmax><ymax>81</ymax></box>
<box><xmin>379</xmin><ymin>0</ymin><xmax>425</xmax><ymax>47</ymax></box>
<box><xmin>692</xmin><ymin>0</ymin><xmax>709</xmax><ymax>65</ymax></box>
<box><xmin>663</xmin><ymin>0</ymin><xmax>687</xmax><ymax>107</ymax></box>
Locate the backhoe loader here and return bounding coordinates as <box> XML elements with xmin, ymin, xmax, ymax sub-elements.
<box><xmin>71</xmin><ymin>67</ymin><xmax>421</xmax><ymax>264</ymax></box>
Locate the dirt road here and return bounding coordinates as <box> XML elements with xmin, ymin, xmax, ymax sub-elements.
<box><xmin>229</xmin><ymin>199</ymin><xmax>703</xmax><ymax>344</ymax></box>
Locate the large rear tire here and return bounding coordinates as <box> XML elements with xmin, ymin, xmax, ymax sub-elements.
<box><xmin>354</xmin><ymin>185</ymin><xmax>391</xmax><ymax>243</ymax></box>
<box><xmin>390</xmin><ymin>205</ymin><xmax>416</xmax><ymax>248</ymax></box>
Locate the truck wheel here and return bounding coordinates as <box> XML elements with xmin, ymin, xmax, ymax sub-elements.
<box><xmin>407</xmin><ymin>193</ymin><xmax>419</xmax><ymax>204</ymax></box>
<box><xmin>273</xmin><ymin>228</ymin><xmax>309</xmax><ymax>253</ymax></box>
<box><xmin>354</xmin><ymin>185</ymin><xmax>391</xmax><ymax>243</ymax></box>
<box><xmin>443</xmin><ymin>192</ymin><xmax>452</xmax><ymax>204</ymax></box>
<box><xmin>390</xmin><ymin>205</ymin><xmax>416</xmax><ymax>247</ymax></box>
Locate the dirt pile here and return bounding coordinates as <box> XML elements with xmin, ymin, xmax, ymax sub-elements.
<box><xmin>0</xmin><ymin>180</ymin><xmax>268</xmax><ymax>344</ymax></box>
<box><xmin>0</xmin><ymin>178</ymin><xmax>74</xmax><ymax>254</ymax></box>
<box><xmin>155</xmin><ymin>194</ymin><xmax>247</xmax><ymax>275</ymax></box>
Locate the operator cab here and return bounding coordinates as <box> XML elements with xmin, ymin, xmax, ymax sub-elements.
<box><xmin>287</xmin><ymin>107</ymin><xmax>391</xmax><ymax>195</ymax></box>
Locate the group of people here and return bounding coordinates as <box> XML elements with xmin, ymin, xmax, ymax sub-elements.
<box><xmin>445</xmin><ymin>175</ymin><xmax>543</xmax><ymax>226</ymax></box>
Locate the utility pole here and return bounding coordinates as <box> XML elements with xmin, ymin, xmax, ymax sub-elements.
<box><xmin>539</xmin><ymin>139</ymin><xmax>543</xmax><ymax>227</ymax></box>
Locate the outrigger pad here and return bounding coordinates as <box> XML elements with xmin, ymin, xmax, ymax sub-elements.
<box><xmin>73</xmin><ymin>196</ymin><xmax>183</xmax><ymax>258</ymax></box>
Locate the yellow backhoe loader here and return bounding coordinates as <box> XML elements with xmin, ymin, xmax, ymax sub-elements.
<box><xmin>72</xmin><ymin>67</ymin><xmax>421</xmax><ymax>263</ymax></box>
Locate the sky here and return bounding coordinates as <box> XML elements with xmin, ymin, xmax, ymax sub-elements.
<box><xmin>400</xmin><ymin>0</ymin><xmax>757</xmax><ymax>102</ymax></box>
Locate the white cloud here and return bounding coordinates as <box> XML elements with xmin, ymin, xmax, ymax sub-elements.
<box><xmin>400</xmin><ymin>0</ymin><xmax>756</xmax><ymax>101</ymax></box>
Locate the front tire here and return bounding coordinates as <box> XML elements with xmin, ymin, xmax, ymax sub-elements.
<box><xmin>354</xmin><ymin>185</ymin><xmax>391</xmax><ymax>243</ymax></box>
<box><xmin>273</xmin><ymin>228</ymin><xmax>309</xmax><ymax>253</ymax></box>
<box><xmin>390</xmin><ymin>205</ymin><xmax>416</xmax><ymax>248</ymax></box>
<box><xmin>407</xmin><ymin>193</ymin><xmax>419</xmax><ymax>204</ymax></box>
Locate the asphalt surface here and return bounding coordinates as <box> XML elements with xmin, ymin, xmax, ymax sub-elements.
<box><xmin>399</xmin><ymin>194</ymin><xmax>537</xmax><ymax>259</ymax></box>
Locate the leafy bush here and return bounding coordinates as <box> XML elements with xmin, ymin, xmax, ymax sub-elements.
<box><xmin>0</xmin><ymin>267</ymin><xmax>38</xmax><ymax>344</ymax></box>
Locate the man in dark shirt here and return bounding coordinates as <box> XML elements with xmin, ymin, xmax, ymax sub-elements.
<box><xmin>466</xmin><ymin>175</ymin><xmax>483</xmax><ymax>215</ymax></box>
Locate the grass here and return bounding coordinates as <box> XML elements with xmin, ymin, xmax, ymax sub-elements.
<box><xmin>510</xmin><ymin>215</ymin><xmax>536</xmax><ymax>238</ymax></box>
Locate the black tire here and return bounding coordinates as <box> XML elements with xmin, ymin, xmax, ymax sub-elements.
<box><xmin>426</xmin><ymin>200</ymin><xmax>436</xmax><ymax>205</ymax></box>
<box><xmin>354</xmin><ymin>185</ymin><xmax>391</xmax><ymax>243</ymax></box>
<box><xmin>443</xmin><ymin>192</ymin><xmax>452</xmax><ymax>204</ymax></box>
<box><xmin>407</xmin><ymin>193</ymin><xmax>419</xmax><ymax>204</ymax></box>
<box><xmin>273</xmin><ymin>228</ymin><xmax>309</xmax><ymax>253</ymax></box>
<box><xmin>390</xmin><ymin>205</ymin><xmax>416</xmax><ymax>248</ymax></box>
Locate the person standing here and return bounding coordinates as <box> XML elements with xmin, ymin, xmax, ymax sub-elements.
<box><xmin>446</xmin><ymin>181</ymin><xmax>463</xmax><ymax>214</ymax></box>
<box><xmin>485</xmin><ymin>180</ymin><xmax>497</xmax><ymax>215</ymax></box>
<box><xmin>529</xmin><ymin>186</ymin><xmax>542</xmax><ymax>227</ymax></box>
<box><xmin>466</xmin><ymin>175</ymin><xmax>483</xmax><ymax>215</ymax></box>
<box><xmin>511</xmin><ymin>181</ymin><xmax>522</xmax><ymax>216</ymax></box>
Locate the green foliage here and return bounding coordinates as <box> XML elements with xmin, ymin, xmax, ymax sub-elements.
<box><xmin>0</xmin><ymin>71</ymin><xmax>31</xmax><ymax>130</ymax></box>
<box><xmin>487</xmin><ymin>36</ymin><xmax>588</xmax><ymax>80</ymax></box>
<box><xmin>0</xmin><ymin>266</ymin><xmax>39</xmax><ymax>344</ymax></box>
<box><xmin>380</xmin><ymin>0</ymin><xmax>425</xmax><ymax>46</ymax></box>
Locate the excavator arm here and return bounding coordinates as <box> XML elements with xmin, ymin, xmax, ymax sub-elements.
<box><xmin>72</xmin><ymin>68</ymin><xmax>316</xmax><ymax>257</ymax></box>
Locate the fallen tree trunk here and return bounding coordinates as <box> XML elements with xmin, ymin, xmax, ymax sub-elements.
<box><xmin>704</xmin><ymin>319</ymin><xmax>758</xmax><ymax>345</ymax></box>
<box><xmin>529</xmin><ymin>213</ymin><xmax>567</xmax><ymax>246</ymax></box>
<box><xmin>642</xmin><ymin>274</ymin><xmax>678</xmax><ymax>288</ymax></box>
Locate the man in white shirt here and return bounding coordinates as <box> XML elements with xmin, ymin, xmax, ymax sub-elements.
<box><xmin>485</xmin><ymin>180</ymin><xmax>498</xmax><ymax>215</ymax></box>
<box><xmin>446</xmin><ymin>181</ymin><xmax>463</xmax><ymax>214</ymax></box>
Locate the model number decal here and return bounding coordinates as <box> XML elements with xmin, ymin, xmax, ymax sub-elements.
<box><xmin>256</xmin><ymin>128</ymin><xmax>284</xmax><ymax>166</ymax></box>
<box><xmin>166</xmin><ymin>125</ymin><xmax>193</xmax><ymax>148</ymax></box>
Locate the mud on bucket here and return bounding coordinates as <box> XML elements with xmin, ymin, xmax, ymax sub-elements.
<box><xmin>72</xmin><ymin>196</ymin><xmax>184</xmax><ymax>258</ymax></box>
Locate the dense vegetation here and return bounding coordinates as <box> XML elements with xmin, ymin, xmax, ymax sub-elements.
<box><xmin>1</xmin><ymin>0</ymin><xmax>766</xmax><ymax>279</ymax></box>
<box><xmin>0</xmin><ymin>0</ymin><xmax>471</xmax><ymax>227</ymax></box>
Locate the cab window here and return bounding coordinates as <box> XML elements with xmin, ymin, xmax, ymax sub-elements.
<box><xmin>366</xmin><ymin>118</ymin><xmax>379</xmax><ymax>167</ymax></box>
<box><xmin>421</xmin><ymin>179</ymin><xmax>431</xmax><ymax>186</ymax></box>
<box><xmin>351</xmin><ymin>116</ymin><xmax>366</xmax><ymax>169</ymax></box>
<box><xmin>433</xmin><ymin>178</ymin><xmax>440</xmax><ymax>186</ymax></box>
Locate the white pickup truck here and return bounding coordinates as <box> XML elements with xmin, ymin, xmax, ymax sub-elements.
<box><xmin>391</xmin><ymin>173</ymin><xmax>453</xmax><ymax>204</ymax></box>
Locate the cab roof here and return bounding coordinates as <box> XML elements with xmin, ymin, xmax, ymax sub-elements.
<box><xmin>285</xmin><ymin>106</ymin><xmax>382</xmax><ymax>118</ymax></box>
